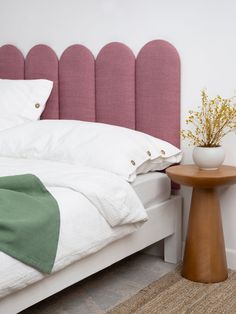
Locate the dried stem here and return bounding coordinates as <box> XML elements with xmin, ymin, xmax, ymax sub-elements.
<box><xmin>181</xmin><ymin>90</ymin><xmax>236</xmax><ymax>147</ymax></box>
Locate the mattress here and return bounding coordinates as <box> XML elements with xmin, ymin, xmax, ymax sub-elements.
<box><xmin>131</xmin><ymin>172</ymin><xmax>171</xmax><ymax>208</ymax></box>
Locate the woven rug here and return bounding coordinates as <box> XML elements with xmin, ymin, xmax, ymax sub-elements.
<box><xmin>107</xmin><ymin>268</ymin><xmax>236</xmax><ymax>314</ymax></box>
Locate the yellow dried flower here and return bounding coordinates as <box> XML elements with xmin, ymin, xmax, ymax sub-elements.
<box><xmin>181</xmin><ymin>90</ymin><xmax>236</xmax><ymax>147</ymax></box>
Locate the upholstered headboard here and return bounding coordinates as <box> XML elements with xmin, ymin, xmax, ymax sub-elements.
<box><xmin>0</xmin><ymin>40</ymin><xmax>180</xmax><ymax>147</ymax></box>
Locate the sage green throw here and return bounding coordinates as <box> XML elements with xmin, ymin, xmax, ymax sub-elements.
<box><xmin>0</xmin><ymin>174</ymin><xmax>60</xmax><ymax>273</ymax></box>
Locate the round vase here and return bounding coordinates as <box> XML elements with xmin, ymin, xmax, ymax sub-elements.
<box><xmin>192</xmin><ymin>146</ymin><xmax>225</xmax><ymax>170</ymax></box>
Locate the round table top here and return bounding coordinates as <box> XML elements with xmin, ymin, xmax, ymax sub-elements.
<box><xmin>166</xmin><ymin>165</ymin><xmax>236</xmax><ymax>188</ymax></box>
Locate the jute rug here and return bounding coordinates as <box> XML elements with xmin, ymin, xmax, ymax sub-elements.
<box><xmin>107</xmin><ymin>268</ymin><xmax>236</xmax><ymax>314</ymax></box>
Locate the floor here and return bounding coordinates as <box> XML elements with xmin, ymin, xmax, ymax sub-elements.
<box><xmin>21</xmin><ymin>252</ymin><xmax>176</xmax><ymax>314</ymax></box>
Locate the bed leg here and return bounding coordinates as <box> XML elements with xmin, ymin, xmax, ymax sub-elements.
<box><xmin>142</xmin><ymin>241</ymin><xmax>164</xmax><ymax>257</ymax></box>
<box><xmin>164</xmin><ymin>198</ymin><xmax>182</xmax><ymax>264</ymax></box>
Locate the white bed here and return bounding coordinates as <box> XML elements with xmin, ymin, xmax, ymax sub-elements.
<box><xmin>0</xmin><ymin>40</ymin><xmax>182</xmax><ymax>314</ymax></box>
<box><xmin>0</xmin><ymin>157</ymin><xmax>181</xmax><ymax>314</ymax></box>
<box><xmin>0</xmin><ymin>198</ymin><xmax>181</xmax><ymax>314</ymax></box>
<box><xmin>132</xmin><ymin>172</ymin><xmax>171</xmax><ymax>208</ymax></box>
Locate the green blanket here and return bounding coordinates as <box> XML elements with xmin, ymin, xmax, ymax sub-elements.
<box><xmin>0</xmin><ymin>174</ymin><xmax>60</xmax><ymax>273</ymax></box>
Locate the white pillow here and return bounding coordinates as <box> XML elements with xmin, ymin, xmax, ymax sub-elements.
<box><xmin>0</xmin><ymin>115</ymin><xmax>31</xmax><ymax>132</ymax></box>
<box><xmin>0</xmin><ymin>79</ymin><xmax>53</xmax><ymax>120</ymax></box>
<box><xmin>0</xmin><ymin>120</ymin><xmax>182</xmax><ymax>181</ymax></box>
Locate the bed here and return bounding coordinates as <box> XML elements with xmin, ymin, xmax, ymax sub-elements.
<box><xmin>0</xmin><ymin>40</ymin><xmax>182</xmax><ymax>314</ymax></box>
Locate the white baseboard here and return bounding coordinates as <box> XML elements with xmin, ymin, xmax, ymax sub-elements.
<box><xmin>226</xmin><ymin>249</ymin><xmax>236</xmax><ymax>270</ymax></box>
<box><xmin>182</xmin><ymin>241</ymin><xmax>236</xmax><ymax>270</ymax></box>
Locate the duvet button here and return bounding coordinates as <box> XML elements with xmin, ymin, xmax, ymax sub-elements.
<box><xmin>160</xmin><ymin>149</ymin><xmax>166</xmax><ymax>155</ymax></box>
<box><xmin>147</xmin><ymin>150</ymin><xmax>151</xmax><ymax>157</ymax></box>
<box><xmin>131</xmin><ymin>160</ymin><xmax>136</xmax><ymax>166</ymax></box>
<box><xmin>35</xmin><ymin>103</ymin><xmax>40</xmax><ymax>109</ymax></box>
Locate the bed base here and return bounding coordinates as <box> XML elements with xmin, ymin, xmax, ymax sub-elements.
<box><xmin>0</xmin><ymin>195</ymin><xmax>182</xmax><ymax>314</ymax></box>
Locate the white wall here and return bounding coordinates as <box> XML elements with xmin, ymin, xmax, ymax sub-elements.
<box><xmin>1</xmin><ymin>0</ymin><xmax>236</xmax><ymax>267</ymax></box>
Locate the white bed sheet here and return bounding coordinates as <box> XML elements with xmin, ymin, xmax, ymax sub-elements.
<box><xmin>0</xmin><ymin>157</ymin><xmax>147</xmax><ymax>299</ymax></box>
<box><xmin>0</xmin><ymin>186</ymin><xmax>142</xmax><ymax>299</ymax></box>
<box><xmin>0</xmin><ymin>172</ymin><xmax>171</xmax><ymax>299</ymax></box>
<box><xmin>131</xmin><ymin>172</ymin><xmax>171</xmax><ymax>208</ymax></box>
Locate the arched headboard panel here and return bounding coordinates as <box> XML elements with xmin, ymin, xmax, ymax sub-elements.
<box><xmin>0</xmin><ymin>45</ymin><xmax>24</xmax><ymax>79</ymax></box>
<box><xmin>96</xmin><ymin>42</ymin><xmax>135</xmax><ymax>128</ymax></box>
<box><xmin>59</xmin><ymin>45</ymin><xmax>95</xmax><ymax>121</ymax></box>
<box><xmin>136</xmin><ymin>40</ymin><xmax>180</xmax><ymax>147</ymax></box>
<box><xmin>25</xmin><ymin>45</ymin><xmax>59</xmax><ymax>119</ymax></box>
<box><xmin>0</xmin><ymin>40</ymin><xmax>180</xmax><ymax>147</ymax></box>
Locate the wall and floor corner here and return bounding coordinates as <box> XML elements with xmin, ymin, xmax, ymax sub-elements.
<box><xmin>1</xmin><ymin>0</ymin><xmax>236</xmax><ymax>268</ymax></box>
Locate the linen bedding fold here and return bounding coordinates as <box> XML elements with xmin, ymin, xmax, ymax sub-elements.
<box><xmin>0</xmin><ymin>158</ymin><xmax>147</xmax><ymax>228</ymax></box>
<box><xmin>0</xmin><ymin>157</ymin><xmax>148</xmax><ymax>298</ymax></box>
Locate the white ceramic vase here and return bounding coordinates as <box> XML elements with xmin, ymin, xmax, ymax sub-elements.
<box><xmin>192</xmin><ymin>146</ymin><xmax>225</xmax><ymax>170</ymax></box>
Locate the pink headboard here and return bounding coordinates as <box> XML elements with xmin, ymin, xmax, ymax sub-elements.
<box><xmin>0</xmin><ymin>40</ymin><xmax>180</xmax><ymax>147</ymax></box>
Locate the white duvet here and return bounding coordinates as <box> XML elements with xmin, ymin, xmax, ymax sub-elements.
<box><xmin>0</xmin><ymin>157</ymin><xmax>147</xmax><ymax>299</ymax></box>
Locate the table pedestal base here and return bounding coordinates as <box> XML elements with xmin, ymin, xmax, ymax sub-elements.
<box><xmin>182</xmin><ymin>187</ymin><xmax>228</xmax><ymax>283</ymax></box>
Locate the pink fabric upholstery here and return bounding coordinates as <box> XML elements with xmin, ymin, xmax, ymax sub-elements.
<box><xmin>59</xmin><ymin>45</ymin><xmax>95</xmax><ymax>121</ymax></box>
<box><xmin>96</xmin><ymin>43</ymin><xmax>135</xmax><ymax>128</ymax></box>
<box><xmin>25</xmin><ymin>45</ymin><xmax>59</xmax><ymax>119</ymax></box>
<box><xmin>136</xmin><ymin>40</ymin><xmax>180</xmax><ymax>147</ymax></box>
<box><xmin>0</xmin><ymin>45</ymin><xmax>24</xmax><ymax>79</ymax></box>
<box><xmin>0</xmin><ymin>40</ymin><xmax>180</xmax><ymax>147</ymax></box>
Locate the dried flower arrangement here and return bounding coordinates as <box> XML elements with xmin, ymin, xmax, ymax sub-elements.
<box><xmin>181</xmin><ymin>90</ymin><xmax>236</xmax><ymax>147</ymax></box>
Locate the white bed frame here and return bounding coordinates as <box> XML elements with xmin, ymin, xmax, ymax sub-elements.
<box><xmin>0</xmin><ymin>40</ymin><xmax>181</xmax><ymax>313</ymax></box>
<box><xmin>0</xmin><ymin>195</ymin><xmax>182</xmax><ymax>314</ymax></box>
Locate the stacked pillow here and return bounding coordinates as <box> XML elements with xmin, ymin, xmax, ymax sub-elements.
<box><xmin>0</xmin><ymin>79</ymin><xmax>182</xmax><ymax>180</ymax></box>
<box><xmin>0</xmin><ymin>120</ymin><xmax>182</xmax><ymax>181</ymax></box>
<box><xmin>0</xmin><ymin>79</ymin><xmax>53</xmax><ymax>130</ymax></box>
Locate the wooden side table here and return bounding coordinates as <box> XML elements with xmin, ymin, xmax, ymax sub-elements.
<box><xmin>166</xmin><ymin>165</ymin><xmax>236</xmax><ymax>283</ymax></box>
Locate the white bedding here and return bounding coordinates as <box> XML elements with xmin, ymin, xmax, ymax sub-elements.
<box><xmin>0</xmin><ymin>157</ymin><xmax>147</xmax><ymax>299</ymax></box>
<box><xmin>0</xmin><ymin>119</ymin><xmax>182</xmax><ymax>181</ymax></box>
<box><xmin>131</xmin><ymin>172</ymin><xmax>171</xmax><ymax>208</ymax></box>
